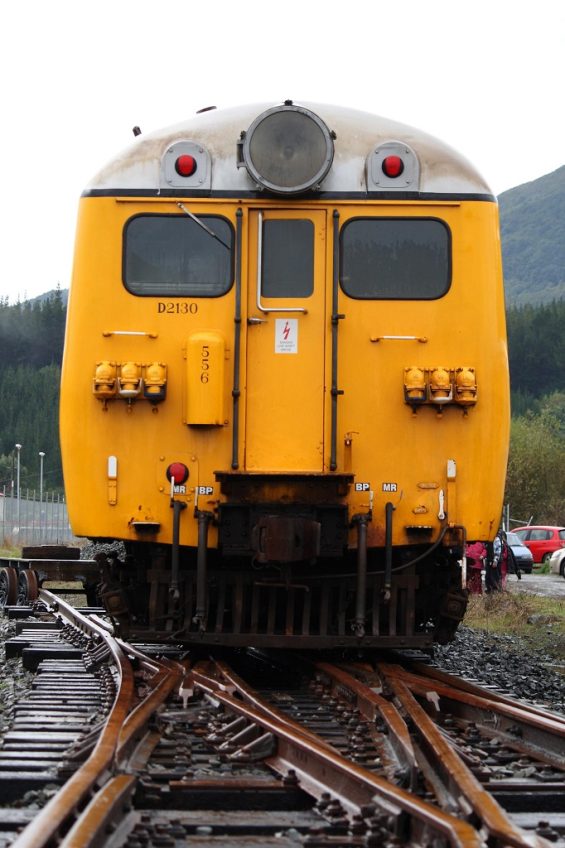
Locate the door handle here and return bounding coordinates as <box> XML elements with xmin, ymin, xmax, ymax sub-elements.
<box><xmin>247</xmin><ymin>317</ymin><xmax>268</xmax><ymax>325</ymax></box>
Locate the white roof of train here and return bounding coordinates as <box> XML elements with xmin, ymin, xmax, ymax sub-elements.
<box><xmin>85</xmin><ymin>101</ymin><xmax>492</xmax><ymax>197</ymax></box>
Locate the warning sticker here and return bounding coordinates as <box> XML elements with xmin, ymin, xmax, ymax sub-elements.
<box><xmin>275</xmin><ymin>319</ymin><xmax>298</xmax><ymax>354</ymax></box>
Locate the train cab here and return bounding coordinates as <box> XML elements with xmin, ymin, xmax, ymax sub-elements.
<box><xmin>60</xmin><ymin>102</ymin><xmax>509</xmax><ymax>648</ymax></box>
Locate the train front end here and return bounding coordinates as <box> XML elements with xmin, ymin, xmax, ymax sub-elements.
<box><xmin>60</xmin><ymin>102</ymin><xmax>509</xmax><ymax>647</ymax></box>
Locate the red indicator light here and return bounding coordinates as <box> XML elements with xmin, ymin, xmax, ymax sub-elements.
<box><xmin>175</xmin><ymin>154</ymin><xmax>197</xmax><ymax>177</ymax></box>
<box><xmin>166</xmin><ymin>462</ymin><xmax>189</xmax><ymax>485</ymax></box>
<box><xmin>382</xmin><ymin>155</ymin><xmax>404</xmax><ymax>178</ymax></box>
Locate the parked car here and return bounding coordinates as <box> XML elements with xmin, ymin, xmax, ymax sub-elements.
<box><xmin>506</xmin><ymin>532</ymin><xmax>534</xmax><ymax>574</ymax></box>
<box><xmin>512</xmin><ymin>525</ymin><xmax>565</xmax><ymax>564</ymax></box>
<box><xmin>549</xmin><ymin>548</ymin><xmax>565</xmax><ymax>578</ymax></box>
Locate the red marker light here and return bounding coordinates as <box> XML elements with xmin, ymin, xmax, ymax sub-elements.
<box><xmin>166</xmin><ymin>462</ymin><xmax>189</xmax><ymax>485</ymax></box>
<box><xmin>382</xmin><ymin>155</ymin><xmax>404</xmax><ymax>178</ymax></box>
<box><xmin>175</xmin><ymin>154</ymin><xmax>197</xmax><ymax>177</ymax></box>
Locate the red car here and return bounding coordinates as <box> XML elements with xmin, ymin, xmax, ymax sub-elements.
<box><xmin>513</xmin><ymin>525</ymin><xmax>565</xmax><ymax>564</ymax></box>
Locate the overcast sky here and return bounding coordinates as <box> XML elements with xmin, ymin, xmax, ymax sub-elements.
<box><xmin>1</xmin><ymin>0</ymin><xmax>563</xmax><ymax>302</ymax></box>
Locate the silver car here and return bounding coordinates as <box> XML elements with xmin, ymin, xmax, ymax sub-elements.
<box><xmin>506</xmin><ymin>532</ymin><xmax>534</xmax><ymax>574</ymax></box>
<box><xmin>549</xmin><ymin>548</ymin><xmax>565</xmax><ymax>578</ymax></box>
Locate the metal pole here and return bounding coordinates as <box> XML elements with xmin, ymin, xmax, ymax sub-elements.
<box><xmin>353</xmin><ymin>516</ymin><xmax>368</xmax><ymax>638</ymax></box>
<box><xmin>15</xmin><ymin>444</ymin><xmax>22</xmax><ymax>536</ymax></box>
<box><xmin>31</xmin><ymin>489</ymin><xmax>36</xmax><ymax>542</ymax></box>
<box><xmin>39</xmin><ymin>452</ymin><xmax>45</xmax><ymax>502</ymax></box>
<box><xmin>39</xmin><ymin>452</ymin><xmax>45</xmax><ymax>542</ymax></box>
<box><xmin>384</xmin><ymin>501</ymin><xmax>395</xmax><ymax>597</ymax></box>
<box><xmin>195</xmin><ymin>511</ymin><xmax>212</xmax><ymax>629</ymax></box>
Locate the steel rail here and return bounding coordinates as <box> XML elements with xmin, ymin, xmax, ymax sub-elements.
<box><xmin>196</xmin><ymin>658</ymin><xmax>336</xmax><ymax>752</ymax></box>
<box><xmin>59</xmin><ymin>639</ymin><xmax>183</xmax><ymax>848</ymax></box>
<box><xmin>408</xmin><ymin>660</ymin><xmax>565</xmax><ymax>728</ymax></box>
<box><xmin>114</xmin><ymin>641</ymin><xmax>186</xmax><ymax>765</ymax></box>
<box><xmin>315</xmin><ymin>661</ymin><xmax>419</xmax><ymax>786</ymax></box>
<box><xmin>36</xmin><ymin>588</ymin><xmax>110</xmax><ymax>640</ymax></box>
<box><xmin>379</xmin><ymin>663</ymin><xmax>553</xmax><ymax>848</ymax></box>
<box><xmin>189</xmin><ymin>665</ymin><xmax>481</xmax><ymax>848</ymax></box>
<box><xmin>59</xmin><ymin>648</ymin><xmax>185</xmax><ymax>847</ymax></box>
<box><xmin>58</xmin><ymin>775</ymin><xmax>137</xmax><ymax>848</ymax></box>
<box><xmin>10</xmin><ymin>590</ymin><xmax>136</xmax><ymax>848</ymax></box>
<box><xmin>10</xmin><ymin>595</ymin><xmax>186</xmax><ymax>848</ymax></box>
<box><xmin>381</xmin><ymin>663</ymin><xmax>565</xmax><ymax>769</ymax></box>
<box><xmin>59</xmin><ymin>657</ymin><xmax>182</xmax><ymax>848</ymax></box>
<box><xmin>8</xmin><ymin>590</ymin><xmax>186</xmax><ymax>848</ymax></box>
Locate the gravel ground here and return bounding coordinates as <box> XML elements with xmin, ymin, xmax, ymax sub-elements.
<box><xmin>433</xmin><ymin>626</ymin><xmax>565</xmax><ymax>715</ymax></box>
<box><xmin>508</xmin><ymin>570</ymin><xmax>565</xmax><ymax>598</ymax></box>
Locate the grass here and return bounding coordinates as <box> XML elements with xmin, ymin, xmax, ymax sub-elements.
<box><xmin>464</xmin><ymin>590</ymin><xmax>565</xmax><ymax>658</ymax></box>
<box><xmin>535</xmin><ymin>561</ymin><xmax>552</xmax><ymax>574</ymax></box>
<box><xmin>0</xmin><ymin>545</ymin><xmax>21</xmax><ymax>559</ymax></box>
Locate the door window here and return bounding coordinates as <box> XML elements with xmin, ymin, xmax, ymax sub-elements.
<box><xmin>261</xmin><ymin>219</ymin><xmax>314</xmax><ymax>298</ymax></box>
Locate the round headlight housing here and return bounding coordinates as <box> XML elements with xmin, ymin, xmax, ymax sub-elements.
<box><xmin>242</xmin><ymin>104</ymin><xmax>334</xmax><ymax>195</ymax></box>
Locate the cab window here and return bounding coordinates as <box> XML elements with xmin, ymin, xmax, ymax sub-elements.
<box><xmin>124</xmin><ymin>214</ymin><xmax>233</xmax><ymax>296</ymax></box>
<box><xmin>340</xmin><ymin>218</ymin><xmax>450</xmax><ymax>299</ymax></box>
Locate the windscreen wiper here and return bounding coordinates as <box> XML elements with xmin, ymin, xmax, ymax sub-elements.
<box><xmin>177</xmin><ymin>202</ymin><xmax>231</xmax><ymax>250</ymax></box>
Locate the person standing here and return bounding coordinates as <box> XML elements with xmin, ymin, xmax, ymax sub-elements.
<box><xmin>485</xmin><ymin>536</ymin><xmax>502</xmax><ymax>593</ymax></box>
<box><xmin>506</xmin><ymin>538</ymin><xmax>522</xmax><ymax>580</ymax></box>
<box><xmin>465</xmin><ymin>540</ymin><xmax>486</xmax><ymax>594</ymax></box>
<box><xmin>499</xmin><ymin>532</ymin><xmax>509</xmax><ymax>589</ymax></box>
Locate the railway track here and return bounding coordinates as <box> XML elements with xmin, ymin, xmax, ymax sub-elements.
<box><xmin>0</xmin><ymin>591</ymin><xmax>564</xmax><ymax>847</ymax></box>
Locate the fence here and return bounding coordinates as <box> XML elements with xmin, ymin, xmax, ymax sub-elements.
<box><xmin>0</xmin><ymin>487</ymin><xmax>77</xmax><ymax>547</ymax></box>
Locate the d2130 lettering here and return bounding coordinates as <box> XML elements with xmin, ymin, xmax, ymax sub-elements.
<box><xmin>158</xmin><ymin>302</ymin><xmax>198</xmax><ymax>314</ymax></box>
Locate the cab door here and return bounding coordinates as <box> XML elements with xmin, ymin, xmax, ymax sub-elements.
<box><xmin>245</xmin><ymin>209</ymin><xmax>327</xmax><ymax>471</ymax></box>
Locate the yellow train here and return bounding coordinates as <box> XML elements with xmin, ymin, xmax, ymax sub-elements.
<box><xmin>60</xmin><ymin>101</ymin><xmax>509</xmax><ymax>648</ymax></box>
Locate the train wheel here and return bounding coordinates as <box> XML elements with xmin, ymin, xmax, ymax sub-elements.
<box><xmin>18</xmin><ymin>570</ymin><xmax>39</xmax><ymax>605</ymax></box>
<box><xmin>0</xmin><ymin>567</ymin><xmax>18</xmax><ymax>607</ymax></box>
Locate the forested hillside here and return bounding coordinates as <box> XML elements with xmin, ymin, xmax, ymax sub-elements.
<box><xmin>0</xmin><ymin>292</ymin><xmax>65</xmax><ymax>492</ymax></box>
<box><xmin>499</xmin><ymin>165</ymin><xmax>565</xmax><ymax>305</ymax></box>
<box><xmin>507</xmin><ymin>300</ymin><xmax>565</xmax><ymax>413</ymax></box>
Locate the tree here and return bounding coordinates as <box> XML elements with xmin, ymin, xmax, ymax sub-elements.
<box><xmin>507</xmin><ymin>300</ymin><xmax>565</xmax><ymax>403</ymax></box>
<box><xmin>505</xmin><ymin>401</ymin><xmax>565</xmax><ymax>525</ymax></box>
<box><xmin>0</xmin><ymin>365</ymin><xmax>62</xmax><ymax>490</ymax></box>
